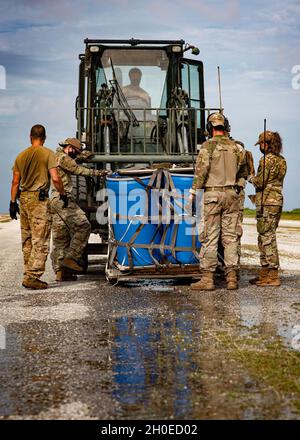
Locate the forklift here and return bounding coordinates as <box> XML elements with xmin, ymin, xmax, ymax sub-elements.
<box><xmin>73</xmin><ymin>39</ymin><xmax>220</xmax><ymax>281</ymax></box>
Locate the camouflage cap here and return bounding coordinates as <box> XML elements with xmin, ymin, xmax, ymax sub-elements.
<box><xmin>208</xmin><ymin>112</ymin><xmax>225</xmax><ymax>127</ymax></box>
<box><xmin>59</xmin><ymin>137</ymin><xmax>83</xmax><ymax>151</ymax></box>
<box><xmin>254</xmin><ymin>131</ymin><xmax>273</xmax><ymax>146</ymax></box>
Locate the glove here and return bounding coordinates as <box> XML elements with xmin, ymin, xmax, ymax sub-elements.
<box><xmin>186</xmin><ymin>193</ymin><xmax>195</xmax><ymax>214</ymax></box>
<box><xmin>60</xmin><ymin>194</ymin><xmax>69</xmax><ymax>208</ymax></box>
<box><xmin>94</xmin><ymin>169</ymin><xmax>110</xmax><ymax>177</ymax></box>
<box><xmin>9</xmin><ymin>201</ymin><xmax>19</xmax><ymax>220</ymax></box>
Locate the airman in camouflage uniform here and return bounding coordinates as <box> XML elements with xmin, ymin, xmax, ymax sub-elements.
<box><xmin>224</xmin><ymin>137</ymin><xmax>255</xmax><ymax>267</ymax></box>
<box><xmin>50</xmin><ymin>138</ymin><xmax>108</xmax><ymax>281</ymax></box>
<box><xmin>10</xmin><ymin>124</ymin><xmax>65</xmax><ymax>289</ymax></box>
<box><xmin>248</xmin><ymin>131</ymin><xmax>287</xmax><ymax>286</ymax></box>
<box><xmin>189</xmin><ymin>113</ymin><xmax>247</xmax><ymax>291</ymax></box>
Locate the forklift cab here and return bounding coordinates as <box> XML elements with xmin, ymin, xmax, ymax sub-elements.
<box><xmin>76</xmin><ymin>39</ymin><xmax>206</xmax><ymax>160</ymax></box>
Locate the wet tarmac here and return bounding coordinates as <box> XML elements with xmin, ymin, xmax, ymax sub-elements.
<box><xmin>0</xmin><ymin>221</ymin><xmax>299</xmax><ymax>420</ymax></box>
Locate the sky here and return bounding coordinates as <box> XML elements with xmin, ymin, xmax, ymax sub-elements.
<box><xmin>0</xmin><ymin>0</ymin><xmax>299</xmax><ymax>212</ymax></box>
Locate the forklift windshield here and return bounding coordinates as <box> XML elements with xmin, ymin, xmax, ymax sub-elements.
<box><xmin>77</xmin><ymin>40</ymin><xmax>207</xmax><ymax>156</ymax></box>
<box><xmin>98</xmin><ymin>48</ymin><xmax>169</xmax><ymax>111</ymax></box>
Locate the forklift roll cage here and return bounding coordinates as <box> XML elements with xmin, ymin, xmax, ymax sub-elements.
<box><xmin>75</xmin><ymin>38</ymin><xmax>211</xmax><ymax>164</ymax></box>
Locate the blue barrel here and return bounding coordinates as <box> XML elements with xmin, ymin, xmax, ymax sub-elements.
<box><xmin>165</xmin><ymin>174</ymin><xmax>201</xmax><ymax>264</ymax></box>
<box><xmin>106</xmin><ymin>175</ymin><xmax>161</xmax><ymax>267</ymax></box>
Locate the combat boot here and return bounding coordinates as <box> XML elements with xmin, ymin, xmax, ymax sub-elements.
<box><xmin>191</xmin><ymin>271</ymin><xmax>215</xmax><ymax>291</ymax></box>
<box><xmin>256</xmin><ymin>268</ymin><xmax>281</xmax><ymax>287</ymax></box>
<box><xmin>22</xmin><ymin>278</ymin><xmax>48</xmax><ymax>290</ymax></box>
<box><xmin>249</xmin><ymin>267</ymin><xmax>269</xmax><ymax>285</ymax></box>
<box><xmin>226</xmin><ymin>271</ymin><xmax>238</xmax><ymax>290</ymax></box>
<box><xmin>61</xmin><ymin>257</ymin><xmax>84</xmax><ymax>273</ymax></box>
<box><xmin>56</xmin><ymin>269</ymin><xmax>78</xmax><ymax>282</ymax></box>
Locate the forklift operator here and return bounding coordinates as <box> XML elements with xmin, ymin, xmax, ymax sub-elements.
<box><xmin>122</xmin><ymin>67</ymin><xmax>151</xmax><ymax>110</ymax></box>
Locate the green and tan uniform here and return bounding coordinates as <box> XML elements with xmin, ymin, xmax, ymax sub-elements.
<box><xmin>50</xmin><ymin>147</ymin><xmax>97</xmax><ymax>273</ymax></box>
<box><xmin>216</xmin><ymin>138</ymin><xmax>251</xmax><ymax>269</ymax></box>
<box><xmin>234</xmin><ymin>141</ymin><xmax>254</xmax><ymax>264</ymax></box>
<box><xmin>249</xmin><ymin>153</ymin><xmax>287</xmax><ymax>268</ymax></box>
<box><xmin>191</xmin><ymin>135</ymin><xmax>246</xmax><ymax>274</ymax></box>
<box><xmin>13</xmin><ymin>145</ymin><xmax>56</xmax><ymax>280</ymax></box>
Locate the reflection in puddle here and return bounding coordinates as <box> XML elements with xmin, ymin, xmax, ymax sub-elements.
<box><xmin>111</xmin><ymin>312</ymin><xmax>197</xmax><ymax>418</ymax></box>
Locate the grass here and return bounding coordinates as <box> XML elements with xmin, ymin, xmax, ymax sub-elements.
<box><xmin>244</xmin><ymin>208</ymin><xmax>300</xmax><ymax>221</ymax></box>
<box><xmin>207</xmin><ymin>329</ymin><xmax>300</xmax><ymax>414</ymax></box>
<box><xmin>233</xmin><ymin>335</ymin><xmax>300</xmax><ymax>412</ymax></box>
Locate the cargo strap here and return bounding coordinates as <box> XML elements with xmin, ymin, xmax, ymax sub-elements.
<box><xmin>107</xmin><ymin>168</ymin><xmax>201</xmax><ymax>271</ymax></box>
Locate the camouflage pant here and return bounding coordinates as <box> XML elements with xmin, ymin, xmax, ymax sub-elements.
<box><xmin>20</xmin><ymin>192</ymin><xmax>52</xmax><ymax>280</ymax></box>
<box><xmin>199</xmin><ymin>190</ymin><xmax>239</xmax><ymax>273</ymax></box>
<box><xmin>237</xmin><ymin>190</ymin><xmax>245</xmax><ymax>265</ymax></box>
<box><xmin>217</xmin><ymin>189</ymin><xmax>245</xmax><ymax>268</ymax></box>
<box><xmin>50</xmin><ymin>195</ymin><xmax>91</xmax><ymax>273</ymax></box>
<box><xmin>256</xmin><ymin>205</ymin><xmax>282</xmax><ymax>268</ymax></box>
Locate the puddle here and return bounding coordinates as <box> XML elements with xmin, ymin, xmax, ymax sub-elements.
<box><xmin>110</xmin><ymin>312</ymin><xmax>197</xmax><ymax>419</ymax></box>
<box><xmin>0</xmin><ymin>282</ymin><xmax>299</xmax><ymax>420</ymax></box>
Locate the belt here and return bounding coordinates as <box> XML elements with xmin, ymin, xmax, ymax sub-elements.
<box><xmin>204</xmin><ymin>186</ymin><xmax>235</xmax><ymax>192</ymax></box>
<box><xmin>21</xmin><ymin>190</ymin><xmax>49</xmax><ymax>197</ymax></box>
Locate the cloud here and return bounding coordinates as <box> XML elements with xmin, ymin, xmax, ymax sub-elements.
<box><xmin>184</xmin><ymin>0</ymin><xmax>240</xmax><ymax>22</ymax></box>
<box><xmin>0</xmin><ymin>51</ymin><xmax>39</xmax><ymax>77</ymax></box>
<box><xmin>0</xmin><ymin>95</ymin><xmax>31</xmax><ymax>116</ymax></box>
<box><xmin>0</xmin><ymin>0</ymin><xmax>86</xmax><ymax>23</ymax></box>
<box><xmin>148</xmin><ymin>0</ymin><xmax>240</xmax><ymax>24</ymax></box>
<box><xmin>0</xmin><ymin>0</ymin><xmax>299</xmax><ymax>211</ymax></box>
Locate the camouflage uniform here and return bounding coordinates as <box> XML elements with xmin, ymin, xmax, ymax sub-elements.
<box><xmin>250</xmin><ymin>152</ymin><xmax>287</xmax><ymax>268</ymax></box>
<box><xmin>50</xmin><ymin>147</ymin><xmax>98</xmax><ymax>273</ymax></box>
<box><xmin>234</xmin><ymin>142</ymin><xmax>255</xmax><ymax>265</ymax></box>
<box><xmin>234</xmin><ymin>142</ymin><xmax>246</xmax><ymax>264</ymax></box>
<box><xmin>20</xmin><ymin>192</ymin><xmax>52</xmax><ymax>280</ymax></box>
<box><xmin>13</xmin><ymin>143</ymin><xmax>57</xmax><ymax>284</ymax></box>
<box><xmin>218</xmin><ymin>139</ymin><xmax>255</xmax><ymax>269</ymax></box>
<box><xmin>191</xmin><ymin>135</ymin><xmax>246</xmax><ymax>274</ymax></box>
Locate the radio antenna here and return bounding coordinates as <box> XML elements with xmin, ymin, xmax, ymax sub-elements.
<box><xmin>217</xmin><ymin>66</ymin><xmax>223</xmax><ymax>113</ymax></box>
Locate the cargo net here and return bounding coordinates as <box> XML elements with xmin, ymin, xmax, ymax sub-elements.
<box><xmin>106</xmin><ymin>168</ymin><xmax>201</xmax><ymax>272</ymax></box>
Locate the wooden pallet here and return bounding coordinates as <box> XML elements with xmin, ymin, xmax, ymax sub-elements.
<box><xmin>106</xmin><ymin>264</ymin><xmax>201</xmax><ymax>282</ymax></box>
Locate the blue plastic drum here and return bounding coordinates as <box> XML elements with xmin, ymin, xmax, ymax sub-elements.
<box><xmin>165</xmin><ymin>174</ymin><xmax>201</xmax><ymax>264</ymax></box>
<box><xmin>106</xmin><ymin>175</ymin><xmax>161</xmax><ymax>267</ymax></box>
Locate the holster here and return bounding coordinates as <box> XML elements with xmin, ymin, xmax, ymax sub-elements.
<box><xmin>39</xmin><ymin>189</ymin><xmax>49</xmax><ymax>201</ymax></box>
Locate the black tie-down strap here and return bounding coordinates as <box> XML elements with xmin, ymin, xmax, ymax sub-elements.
<box><xmin>107</xmin><ymin>168</ymin><xmax>201</xmax><ymax>272</ymax></box>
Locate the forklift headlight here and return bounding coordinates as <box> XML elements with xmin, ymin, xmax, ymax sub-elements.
<box><xmin>172</xmin><ymin>45</ymin><xmax>182</xmax><ymax>53</ymax></box>
<box><xmin>89</xmin><ymin>46</ymin><xmax>100</xmax><ymax>53</ymax></box>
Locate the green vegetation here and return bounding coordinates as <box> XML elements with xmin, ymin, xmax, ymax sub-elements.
<box><xmin>190</xmin><ymin>324</ymin><xmax>300</xmax><ymax>418</ymax></box>
<box><xmin>244</xmin><ymin>208</ymin><xmax>300</xmax><ymax>220</ymax></box>
<box><xmin>244</xmin><ymin>208</ymin><xmax>256</xmax><ymax>218</ymax></box>
<box><xmin>205</xmin><ymin>328</ymin><xmax>300</xmax><ymax>415</ymax></box>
